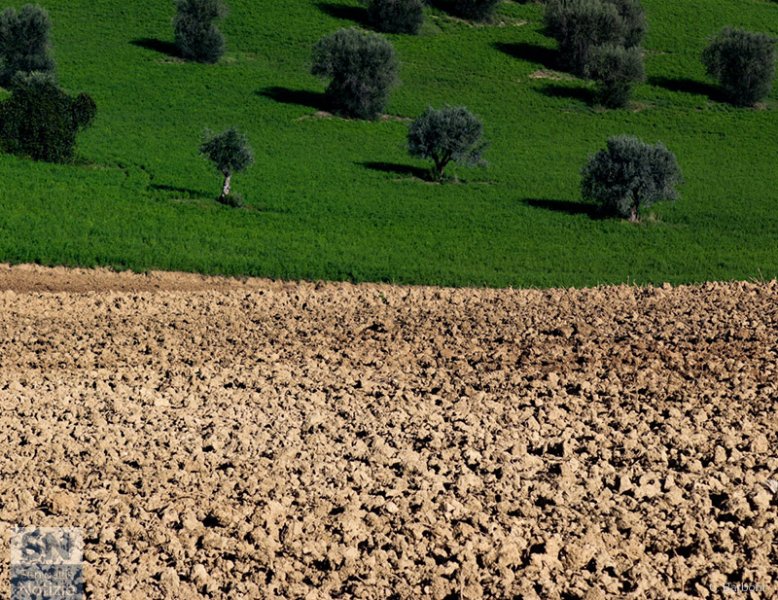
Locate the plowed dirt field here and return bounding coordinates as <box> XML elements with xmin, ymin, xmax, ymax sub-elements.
<box><xmin>0</xmin><ymin>265</ymin><xmax>776</xmax><ymax>599</ymax></box>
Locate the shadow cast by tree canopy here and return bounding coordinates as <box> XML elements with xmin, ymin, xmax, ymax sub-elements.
<box><xmin>130</xmin><ymin>38</ymin><xmax>180</xmax><ymax>58</ymax></box>
<box><xmin>493</xmin><ymin>41</ymin><xmax>559</xmax><ymax>71</ymax></box>
<box><xmin>315</xmin><ymin>2</ymin><xmax>369</xmax><ymax>27</ymax></box>
<box><xmin>426</xmin><ymin>0</ymin><xmax>494</xmax><ymax>20</ymax></box>
<box><xmin>150</xmin><ymin>184</ymin><xmax>211</xmax><ymax>199</ymax></box>
<box><xmin>359</xmin><ymin>161</ymin><xmax>432</xmax><ymax>181</ymax></box>
<box><xmin>257</xmin><ymin>86</ymin><xmax>330</xmax><ymax>111</ymax></box>
<box><xmin>522</xmin><ymin>198</ymin><xmax>604</xmax><ymax>219</ymax></box>
<box><xmin>649</xmin><ymin>76</ymin><xmax>723</xmax><ymax>101</ymax></box>
<box><xmin>539</xmin><ymin>84</ymin><xmax>594</xmax><ymax>104</ymax></box>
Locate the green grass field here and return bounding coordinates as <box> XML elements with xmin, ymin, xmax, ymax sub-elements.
<box><xmin>0</xmin><ymin>0</ymin><xmax>776</xmax><ymax>287</ymax></box>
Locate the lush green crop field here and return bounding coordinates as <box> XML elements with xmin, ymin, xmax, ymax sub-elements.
<box><xmin>0</xmin><ymin>0</ymin><xmax>776</xmax><ymax>287</ymax></box>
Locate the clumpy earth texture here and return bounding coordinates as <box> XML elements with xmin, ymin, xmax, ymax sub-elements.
<box><xmin>0</xmin><ymin>264</ymin><xmax>776</xmax><ymax>599</ymax></box>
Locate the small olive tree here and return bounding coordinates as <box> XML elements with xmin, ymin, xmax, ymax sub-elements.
<box><xmin>0</xmin><ymin>4</ymin><xmax>55</xmax><ymax>86</ymax></box>
<box><xmin>365</xmin><ymin>0</ymin><xmax>424</xmax><ymax>34</ymax></box>
<box><xmin>173</xmin><ymin>0</ymin><xmax>226</xmax><ymax>64</ymax></box>
<box><xmin>0</xmin><ymin>72</ymin><xmax>96</xmax><ymax>162</ymax></box>
<box><xmin>312</xmin><ymin>28</ymin><xmax>398</xmax><ymax>120</ymax></box>
<box><xmin>408</xmin><ymin>106</ymin><xmax>486</xmax><ymax>181</ymax></box>
<box><xmin>702</xmin><ymin>27</ymin><xmax>776</xmax><ymax>107</ymax></box>
<box><xmin>199</xmin><ymin>128</ymin><xmax>253</xmax><ymax>205</ymax></box>
<box><xmin>585</xmin><ymin>44</ymin><xmax>644</xmax><ymax>107</ymax></box>
<box><xmin>581</xmin><ymin>135</ymin><xmax>682</xmax><ymax>221</ymax></box>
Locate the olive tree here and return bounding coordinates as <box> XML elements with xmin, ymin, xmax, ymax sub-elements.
<box><xmin>312</xmin><ymin>28</ymin><xmax>398</xmax><ymax>120</ymax></box>
<box><xmin>365</xmin><ymin>0</ymin><xmax>424</xmax><ymax>34</ymax></box>
<box><xmin>585</xmin><ymin>44</ymin><xmax>644</xmax><ymax>107</ymax></box>
<box><xmin>174</xmin><ymin>0</ymin><xmax>226</xmax><ymax>63</ymax></box>
<box><xmin>581</xmin><ymin>135</ymin><xmax>682</xmax><ymax>222</ymax></box>
<box><xmin>545</xmin><ymin>0</ymin><xmax>622</xmax><ymax>75</ymax></box>
<box><xmin>199</xmin><ymin>128</ymin><xmax>253</xmax><ymax>205</ymax></box>
<box><xmin>702</xmin><ymin>27</ymin><xmax>776</xmax><ymax>107</ymax></box>
<box><xmin>607</xmin><ymin>0</ymin><xmax>646</xmax><ymax>48</ymax></box>
<box><xmin>544</xmin><ymin>0</ymin><xmax>645</xmax><ymax>76</ymax></box>
<box><xmin>408</xmin><ymin>106</ymin><xmax>486</xmax><ymax>181</ymax></box>
<box><xmin>0</xmin><ymin>72</ymin><xmax>96</xmax><ymax>162</ymax></box>
<box><xmin>0</xmin><ymin>4</ymin><xmax>55</xmax><ymax>86</ymax></box>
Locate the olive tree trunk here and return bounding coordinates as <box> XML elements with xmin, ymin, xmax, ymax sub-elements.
<box><xmin>221</xmin><ymin>171</ymin><xmax>232</xmax><ymax>198</ymax></box>
<box><xmin>432</xmin><ymin>152</ymin><xmax>453</xmax><ymax>182</ymax></box>
<box><xmin>629</xmin><ymin>192</ymin><xmax>640</xmax><ymax>222</ymax></box>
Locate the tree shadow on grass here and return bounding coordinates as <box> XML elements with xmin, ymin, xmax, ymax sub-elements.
<box><xmin>649</xmin><ymin>76</ymin><xmax>723</xmax><ymax>102</ymax></box>
<box><xmin>522</xmin><ymin>198</ymin><xmax>604</xmax><ymax>219</ymax></box>
<box><xmin>493</xmin><ymin>41</ymin><xmax>559</xmax><ymax>71</ymax></box>
<box><xmin>315</xmin><ymin>2</ymin><xmax>369</xmax><ymax>27</ymax></box>
<box><xmin>539</xmin><ymin>84</ymin><xmax>594</xmax><ymax>104</ymax></box>
<box><xmin>359</xmin><ymin>161</ymin><xmax>432</xmax><ymax>181</ymax></box>
<box><xmin>257</xmin><ymin>86</ymin><xmax>330</xmax><ymax>111</ymax></box>
<box><xmin>425</xmin><ymin>0</ymin><xmax>492</xmax><ymax>21</ymax></box>
<box><xmin>130</xmin><ymin>38</ymin><xmax>180</xmax><ymax>58</ymax></box>
<box><xmin>150</xmin><ymin>184</ymin><xmax>211</xmax><ymax>199</ymax></box>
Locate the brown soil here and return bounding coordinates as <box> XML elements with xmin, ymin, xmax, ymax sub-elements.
<box><xmin>0</xmin><ymin>264</ymin><xmax>776</xmax><ymax>599</ymax></box>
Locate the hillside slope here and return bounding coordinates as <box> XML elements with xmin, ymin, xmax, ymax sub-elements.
<box><xmin>0</xmin><ymin>0</ymin><xmax>776</xmax><ymax>286</ymax></box>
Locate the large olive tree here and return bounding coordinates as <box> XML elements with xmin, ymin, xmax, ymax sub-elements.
<box><xmin>581</xmin><ymin>135</ymin><xmax>682</xmax><ymax>221</ymax></box>
<box><xmin>0</xmin><ymin>73</ymin><xmax>96</xmax><ymax>162</ymax></box>
<box><xmin>408</xmin><ymin>106</ymin><xmax>486</xmax><ymax>181</ymax></box>
<box><xmin>174</xmin><ymin>0</ymin><xmax>227</xmax><ymax>63</ymax></box>
<box><xmin>312</xmin><ymin>28</ymin><xmax>398</xmax><ymax>120</ymax></box>
<box><xmin>585</xmin><ymin>44</ymin><xmax>644</xmax><ymax>108</ymax></box>
<box><xmin>703</xmin><ymin>27</ymin><xmax>776</xmax><ymax>106</ymax></box>
<box><xmin>544</xmin><ymin>0</ymin><xmax>645</xmax><ymax>76</ymax></box>
<box><xmin>0</xmin><ymin>4</ymin><xmax>55</xmax><ymax>86</ymax></box>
